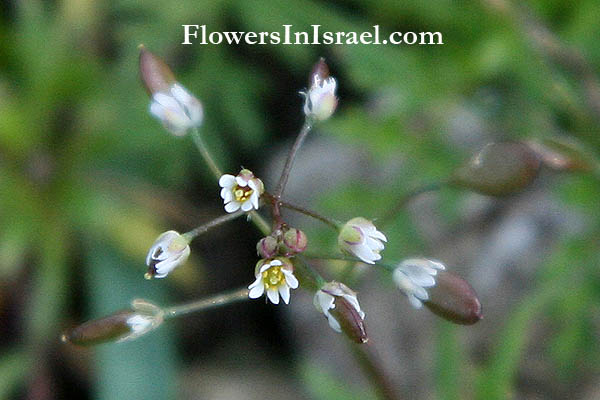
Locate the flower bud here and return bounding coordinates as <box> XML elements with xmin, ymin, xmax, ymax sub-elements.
<box><xmin>281</xmin><ymin>227</ymin><xmax>308</xmax><ymax>256</ymax></box>
<box><xmin>62</xmin><ymin>299</ymin><xmax>163</xmax><ymax>346</ymax></box>
<box><xmin>338</xmin><ymin>217</ymin><xmax>387</xmax><ymax>264</ymax></box>
<box><xmin>145</xmin><ymin>230</ymin><xmax>190</xmax><ymax>279</ymax></box>
<box><xmin>257</xmin><ymin>235</ymin><xmax>279</xmax><ymax>259</ymax></box>
<box><xmin>139</xmin><ymin>46</ymin><xmax>203</xmax><ymax>136</ymax></box>
<box><xmin>139</xmin><ymin>45</ymin><xmax>176</xmax><ymax>95</ymax></box>
<box><xmin>424</xmin><ymin>270</ymin><xmax>482</xmax><ymax>325</ymax></box>
<box><xmin>309</xmin><ymin>57</ymin><xmax>330</xmax><ymax>86</ymax></box>
<box><xmin>301</xmin><ymin>58</ymin><xmax>338</xmax><ymax>121</ymax></box>
<box><xmin>526</xmin><ymin>137</ymin><xmax>597</xmax><ymax>173</ymax></box>
<box><xmin>314</xmin><ymin>282</ymin><xmax>367</xmax><ymax>343</ymax></box>
<box><xmin>450</xmin><ymin>142</ymin><xmax>541</xmax><ymax>196</ymax></box>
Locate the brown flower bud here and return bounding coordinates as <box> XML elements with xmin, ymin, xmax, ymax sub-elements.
<box><xmin>527</xmin><ymin>137</ymin><xmax>597</xmax><ymax>173</ymax></box>
<box><xmin>281</xmin><ymin>227</ymin><xmax>308</xmax><ymax>256</ymax></box>
<box><xmin>423</xmin><ymin>270</ymin><xmax>482</xmax><ymax>325</ymax></box>
<box><xmin>314</xmin><ymin>282</ymin><xmax>368</xmax><ymax>344</ymax></box>
<box><xmin>139</xmin><ymin>45</ymin><xmax>176</xmax><ymax>95</ymax></box>
<box><xmin>309</xmin><ymin>57</ymin><xmax>330</xmax><ymax>86</ymax></box>
<box><xmin>61</xmin><ymin>300</ymin><xmax>163</xmax><ymax>346</ymax></box>
<box><xmin>450</xmin><ymin>142</ymin><xmax>541</xmax><ymax>196</ymax></box>
<box><xmin>257</xmin><ymin>235</ymin><xmax>279</xmax><ymax>259</ymax></box>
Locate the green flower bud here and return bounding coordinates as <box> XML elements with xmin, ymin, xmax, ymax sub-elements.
<box><xmin>281</xmin><ymin>227</ymin><xmax>308</xmax><ymax>256</ymax></box>
<box><xmin>257</xmin><ymin>235</ymin><xmax>279</xmax><ymax>259</ymax></box>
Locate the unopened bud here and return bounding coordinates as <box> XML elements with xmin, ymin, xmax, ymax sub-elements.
<box><xmin>281</xmin><ymin>227</ymin><xmax>308</xmax><ymax>256</ymax></box>
<box><xmin>314</xmin><ymin>282</ymin><xmax>368</xmax><ymax>344</ymax></box>
<box><xmin>450</xmin><ymin>142</ymin><xmax>540</xmax><ymax>196</ymax></box>
<box><xmin>527</xmin><ymin>137</ymin><xmax>597</xmax><ymax>173</ymax></box>
<box><xmin>309</xmin><ymin>57</ymin><xmax>330</xmax><ymax>86</ymax></box>
<box><xmin>61</xmin><ymin>299</ymin><xmax>163</xmax><ymax>346</ymax></box>
<box><xmin>424</xmin><ymin>270</ymin><xmax>482</xmax><ymax>325</ymax></box>
<box><xmin>257</xmin><ymin>235</ymin><xmax>279</xmax><ymax>259</ymax></box>
<box><xmin>301</xmin><ymin>58</ymin><xmax>338</xmax><ymax>122</ymax></box>
<box><xmin>139</xmin><ymin>45</ymin><xmax>176</xmax><ymax>95</ymax></box>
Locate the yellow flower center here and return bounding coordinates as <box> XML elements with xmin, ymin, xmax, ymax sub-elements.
<box><xmin>262</xmin><ymin>266</ymin><xmax>284</xmax><ymax>290</ymax></box>
<box><xmin>234</xmin><ymin>185</ymin><xmax>254</xmax><ymax>202</ymax></box>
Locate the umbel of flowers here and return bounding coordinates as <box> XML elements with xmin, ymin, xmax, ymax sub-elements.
<box><xmin>63</xmin><ymin>49</ymin><xmax>489</xmax><ymax>348</ymax></box>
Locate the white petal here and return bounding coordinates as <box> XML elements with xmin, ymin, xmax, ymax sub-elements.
<box><xmin>408</xmin><ymin>294</ymin><xmax>424</xmax><ymax>309</ymax></box>
<box><xmin>352</xmin><ymin>244</ymin><xmax>379</xmax><ymax>264</ymax></box>
<box><xmin>366</xmin><ymin>237</ymin><xmax>385</xmax><ymax>251</ymax></box>
<box><xmin>248</xmin><ymin>284</ymin><xmax>265</xmax><ymax>299</ymax></box>
<box><xmin>225</xmin><ymin>201</ymin><xmax>241</xmax><ymax>213</ymax></box>
<box><xmin>369</xmin><ymin>230</ymin><xmax>387</xmax><ymax>242</ymax></box>
<box><xmin>241</xmin><ymin>200</ymin><xmax>253</xmax><ymax>212</ymax></box>
<box><xmin>219</xmin><ymin>174</ymin><xmax>236</xmax><ymax>188</ymax></box>
<box><xmin>267</xmin><ymin>288</ymin><xmax>279</xmax><ymax>304</ymax></box>
<box><xmin>270</xmin><ymin>260</ymin><xmax>283</xmax><ymax>266</ymax></box>
<box><xmin>327</xmin><ymin>315</ymin><xmax>342</xmax><ymax>333</ymax></box>
<box><xmin>235</xmin><ymin>176</ymin><xmax>248</xmax><ymax>187</ymax></box>
<box><xmin>250</xmin><ymin>192</ymin><xmax>259</xmax><ymax>210</ymax></box>
<box><xmin>279</xmin><ymin>285</ymin><xmax>290</xmax><ymax>304</ymax></box>
<box><xmin>282</xmin><ymin>270</ymin><xmax>299</xmax><ymax>289</ymax></box>
<box><xmin>248</xmin><ymin>275</ymin><xmax>263</xmax><ymax>289</ymax></box>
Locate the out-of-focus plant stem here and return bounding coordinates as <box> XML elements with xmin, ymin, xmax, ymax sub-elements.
<box><xmin>163</xmin><ymin>287</ymin><xmax>250</xmax><ymax>318</ymax></box>
<box><xmin>272</xmin><ymin>119</ymin><xmax>313</xmax><ymax>228</ymax></box>
<box><xmin>263</xmin><ymin>192</ymin><xmax>340</xmax><ymax>230</ymax></box>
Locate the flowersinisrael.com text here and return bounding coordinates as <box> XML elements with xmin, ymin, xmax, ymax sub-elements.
<box><xmin>182</xmin><ymin>25</ymin><xmax>443</xmax><ymax>46</ymax></box>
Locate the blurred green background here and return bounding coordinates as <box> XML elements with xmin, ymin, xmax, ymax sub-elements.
<box><xmin>1</xmin><ymin>0</ymin><xmax>599</xmax><ymax>399</ymax></box>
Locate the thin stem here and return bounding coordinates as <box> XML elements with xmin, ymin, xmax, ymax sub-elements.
<box><xmin>163</xmin><ymin>287</ymin><xmax>250</xmax><ymax>319</ymax></box>
<box><xmin>263</xmin><ymin>192</ymin><xmax>340</xmax><ymax>230</ymax></box>
<box><xmin>274</xmin><ymin>120</ymin><xmax>313</xmax><ymax>198</ymax></box>
<box><xmin>294</xmin><ymin>256</ymin><xmax>326</xmax><ymax>291</ymax></box>
<box><xmin>348</xmin><ymin>340</ymin><xmax>402</xmax><ymax>400</ymax></box>
<box><xmin>190</xmin><ymin>128</ymin><xmax>222</xmax><ymax>179</ymax></box>
<box><xmin>303</xmin><ymin>252</ymin><xmax>396</xmax><ymax>272</ymax></box>
<box><xmin>182</xmin><ymin>211</ymin><xmax>244</xmax><ymax>242</ymax></box>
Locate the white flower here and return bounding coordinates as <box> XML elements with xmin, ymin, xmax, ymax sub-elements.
<box><xmin>248</xmin><ymin>257</ymin><xmax>299</xmax><ymax>305</ymax></box>
<box><xmin>338</xmin><ymin>217</ymin><xmax>387</xmax><ymax>264</ymax></box>
<box><xmin>314</xmin><ymin>281</ymin><xmax>365</xmax><ymax>334</ymax></box>
<box><xmin>301</xmin><ymin>75</ymin><xmax>338</xmax><ymax>121</ymax></box>
<box><xmin>393</xmin><ymin>258</ymin><xmax>445</xmax><ymax>309</ymax></box>
<box><xmin>219</xmin><ymin>169</ymin><xmax>264</xmax><ymax>213</ymax></box>
<box><xmin>145</xmin><ymin>230</ymin><xmax>191</xmax><ymax>279</ymax></box>
<box><xmin>149</xmin><ymin>83</ymin><xmax>203</xmax><ymax>136</ymax></box>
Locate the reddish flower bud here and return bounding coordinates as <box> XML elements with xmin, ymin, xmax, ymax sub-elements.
<box><xmin>314</xmin><ymin>282</ymin><xmax>368</xmax><ymax>344</ymax></box>
<box><xmin>450</xmin><ymin>142</ymin><xmax>541</xmax><ymax>196</ymax></box>
<box><xmin>257</xmin><ymin>235</ymin><xmax>279</xmax><ymax>259</ymax></box>
<box><xmin>424</xmin><ymin>270</ymin><xmax>482</xmax><ymax>325</ymax></box>
<box><xmin>309</xmin><ymin>57</ymin><xmax>330</xmax><ymax>86</ymax></box>
<box><xmin>62</xmin><ymin>300</ymin><xmax>163</xmax><ymax>346</ymax></box>
<box><xmin>527</xmin><ymin>137</ymin><xmax>597</xmax><ymax>173</ymax></box>
<box><xmin>138</xmin><ymin>45</ymin><xmax>176</xmax><ymax>95</ymax></box>
<box><xmin>281</xmin><ymin>227</ymin><xmax>308</xmax><ymax>256</ymax></box>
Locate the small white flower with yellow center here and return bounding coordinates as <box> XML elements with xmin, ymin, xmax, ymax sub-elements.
<box><xmin>248</xmin><ymin>257</ymin><xmax>299</xmax><ymax>304</ymax></box>
<box><xmin>314</xmin><ymin>282</ymin><xmax>366</xmax><ymax>340</ymax></box>
<box><xmin>145</xmin><ymin>230</ymin><xmax>191</xmax><ymax>279</ymax></box>
<box><xmin>338</xmin><ymin>217</ymin><xmax>387</xmax><ymax>264</ymax></box>
<box><xmin>393</xmin><ymin>258</ymin><xmax>445</xmax><ymax>309</ymax></box>
<box><xmin>301</xmin><ymin>74</ymin><xmax>338</xmax><ymax>121</ymax></box>
<box><xmin>219</xmin><ymin>169</ymin><xmax>264</xmax><ymax>213</ymax></box>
